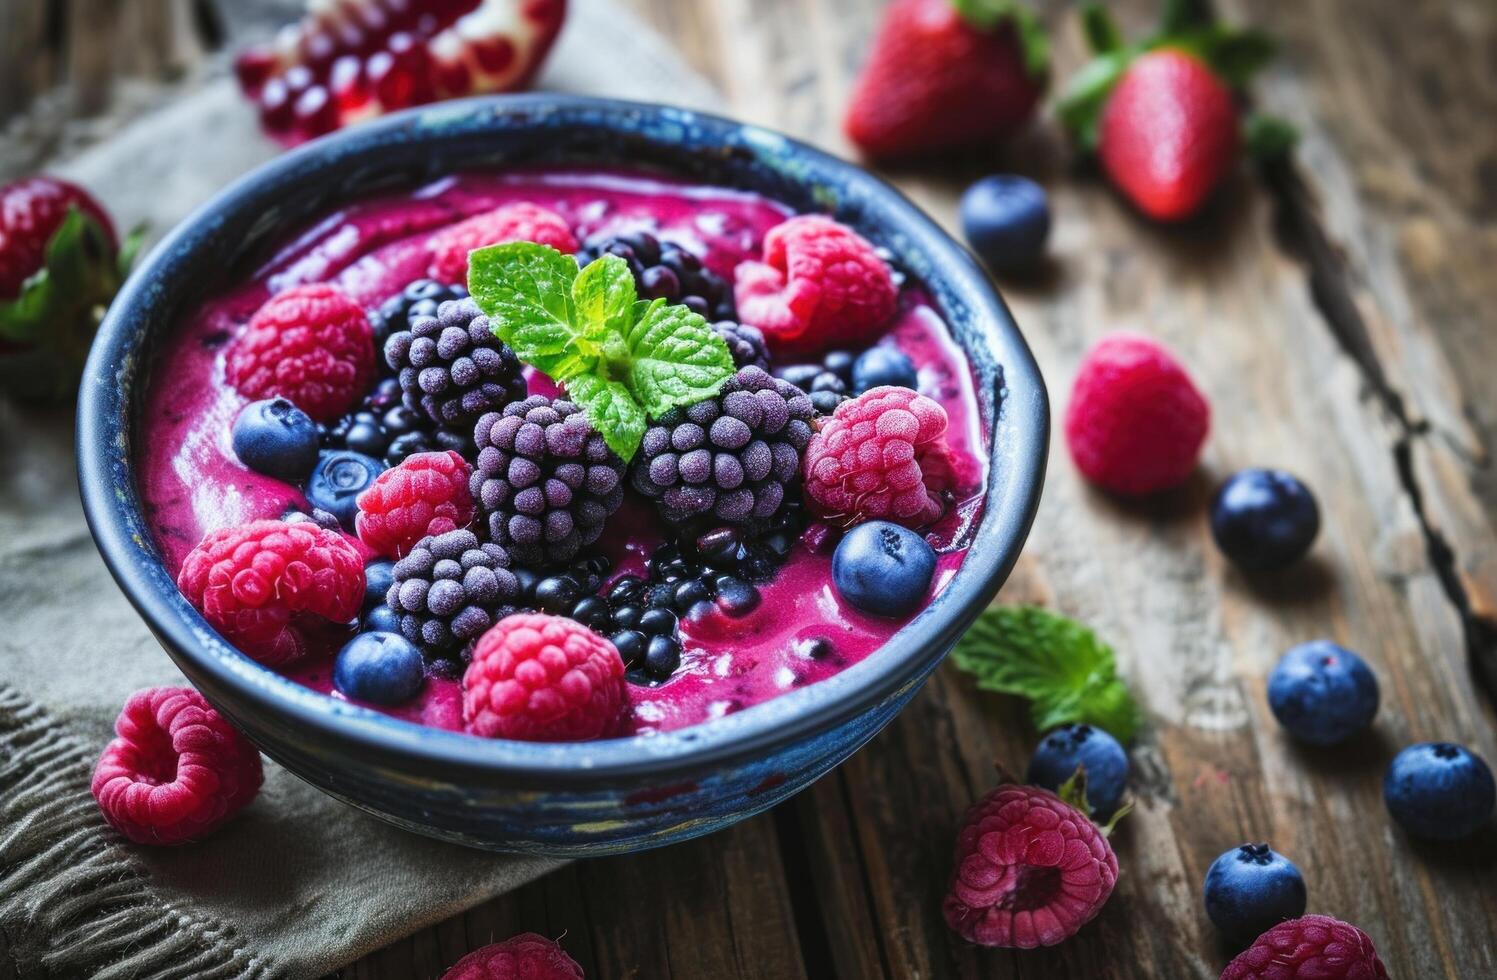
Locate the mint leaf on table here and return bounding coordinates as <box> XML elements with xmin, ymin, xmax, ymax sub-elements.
<box><xmin>949</xmin><ymin>606</ymin><xmax>1143</xmax><ymax>742</ymax></box>
<box><xmin>467</xmin><ymin>242</ymin><xmax>736</xmax><ymax>463</ymax></box>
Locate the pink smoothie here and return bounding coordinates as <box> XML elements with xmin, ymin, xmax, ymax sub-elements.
<box><xmin>138</xmin><ymin>169</ymin><xmax>989</xmax><ymax>735</ymax></box>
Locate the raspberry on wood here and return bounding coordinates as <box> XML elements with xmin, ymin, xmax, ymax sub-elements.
<box><xmin>387</xmin><ymin>529</ymin><xmax>522</xmax><ymax>654</ymax></box>
<box><xmin>91</xmin><ymin>687</ymin><xmax>263</xmax><ymax>845</ymax></box>
<box><xmin>176</xmin><ymin>519</ymin><xmax>365</xmax><ymax>666</ymax></box>
<box><xmin>1221</xmin><ymin>915</ymin><xmax>1389</xmax><ymax>980</ymax></box>
<box><xmin>440</xmin><ymin>933</ymin><xmax>585</xmax><ymax>980</ymax></box>
<box><xmin>355</xmin><ymin>450</ymin><xmax>476</xmax><ymax>558</ymax></box>
<box><xmin>427</xmin><ymin>202</ymin><xmax>579</xmax><ymax>284</ymax></box>
<box><xmin>471</xmin><ymin>395</ymin><xmax>626</xmax><ymax>566</ymax></box>
<box><xmin>462</xmin><ymin>613</ymin><xmax>626</xmax><ymax>741</ymax></box>
<box><xmin>226</xmin><ymin>284</ymin><xmax>376</xmax><ymax>422</ymax></box>
<box><xmin>630</xmin><ymin>366</ymin><xmax>815</xmax><ymax>527</ymax></box>
<box><xmin>384</xmin><ymin>296</ymin><xmax>528</xmax><ymax>430</ymax></box>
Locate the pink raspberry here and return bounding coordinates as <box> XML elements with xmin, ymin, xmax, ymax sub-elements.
<box><xmin>734</xmin><ymin>215</ymin><xmax>897</xmax><ymax>355</ymax></box>
<box><xmin>943</xmin><ymin>782</ymin><xmax>1118</xmax><ymax>948</ymax></box>
<box><xmin>440</xmin><ymin>933</ymin><xmax>584</xmax><ymax>980</ymax></box>
<box><xmin>91</xmin><ymin>687</ymin><xmax>263</xmax><ymax>845</ymax></box>
<box><xmin>1222</xmin><ymin>915</ymin><xmax>1389</xmax><ymax>980</ymax></box>
<box><xmin>1064</xmin><ymin>331</ymin><xmax>1210</xmax><ymax>495</ymax></box>
<box><xmin>226</xmin><ymin>283</ymin><xmax>375</xmax><ymax>422</ymax></box>
<box><xmin>803</xmin><ymin>385</ymin><xmax>955</xmax><ymax>528</ymax></box>
<box><xmin>355</xmin><ymin>450</ymin><xmax>475</xmax><ymax>558</ymax></box>
<box><xmin>176</xmin><ymin>519</ymin><xmax>365</xmax><ymax>666</ymax></box>
<box><xmin>463</xmin><ymin>612</ymin><xmax>626</xmax><ymax>741</ymax></box>
<box><xmin>427</xmin><ymin>202</ymin><xmax>579</xmax><ymax>283</ymax></box>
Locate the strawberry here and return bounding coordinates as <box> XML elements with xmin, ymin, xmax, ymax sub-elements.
<box><xmin>843</xmin><ymin>0</ymin><xmax>1048</xmax><ymax>159</ymax></box>
<box><xmin>1058</xmin><ymin>2</ymin><xmax>1293</xmax><ymax>222</ymax></box>
<box><xmin>235</xmin><ymin>0</ymin><xmax>568</xmax><ymax>145</ymax></box>
<box><xmin>0</xmin><ymin>177</ymin><xmax>140</xmax><ymax>400</ymax></box>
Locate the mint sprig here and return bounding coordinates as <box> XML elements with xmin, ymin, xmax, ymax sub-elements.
<box><xmin>949</xmin><ymin>605</ymin><xmax>1143</xmax><ymax>742</ymax></box>
<box><xmin>468</xmin><ymin>242</ymin><xmax>736</xmax><ymax>461</ymax></box>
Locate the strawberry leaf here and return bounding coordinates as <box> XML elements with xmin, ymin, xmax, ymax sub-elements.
<box><xmin>1171</xmin><ymin>26</ymin><xmax>1276</xmax><ymax>87</ymax></box>
<box><xmin>1081</xmin><ymin>3</ymin><xmax>1124</xmax><ymax>55</ymax></box>
<box><xmin>950</xmin><ymin>0</ymin><xmax>1050</xmax><ymax>79</ymax></box>
<box><xmin>1245</xmin><ymin>114</ymin><xmax>1299</xmax><ymax>161</ymax></box>
<box><xmin>1158</xmin><ymin>0</ymin><xmax>1213</xmax><ymax>35</ymax></box>
<box><xmin>1056</xmin><ymin>48</ymin><xmax>1131</xmax><ymax>150</ymax></box>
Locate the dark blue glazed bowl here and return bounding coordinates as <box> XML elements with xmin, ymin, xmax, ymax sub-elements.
<box><xmin>77</xmin><ymin>96</ymin><xmax>1048</xmax><ymax>855</ymax></box>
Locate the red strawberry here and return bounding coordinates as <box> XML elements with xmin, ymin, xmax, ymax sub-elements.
<box><xmin>1058</xmin><ymin>4</ymin><xmax>1290</xmax><ymax>222</ymax></box>
<box><xmin>235</xmin><ymin>0</ymin><xmax>568</xmax><ymax>145</ymax></box>
<box><xmin>844</xmin><ymin>0</ymin><xmax>1048</xmax><ymax>159</ymax></box>
<box><xmin>0</xmin><ymin>177</ymin><xmax>137</xmax><ymax>400</ymax></box>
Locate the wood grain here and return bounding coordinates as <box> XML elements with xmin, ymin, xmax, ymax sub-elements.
<box><xmin>3</xmin><ymin>0</ymin><xmax>1495</xmax><ymax>977</ymax></box>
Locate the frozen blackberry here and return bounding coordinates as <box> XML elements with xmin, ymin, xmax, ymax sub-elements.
<box><xmin>714</xmin><ymin>321</ymin><xmax>771</xmax><ymax>372</ymax></box>
<box><xmin>384</xmin><ymin>296</ymin><xmax>528</xmax><ymax>430</ymax></box>
<box><xmin>471</xmin><ymin>396</ymin><xmax>627</xmax><ymax>566</ymax></box>
<box><xmin>386</xmin><ymin>529</ymin><xmax>521</xmax><ymax>654</ymax></box>
<box><xmin>577</xmin><ymin>231</ymin><xmax>736</xmax><ymax>320</ymax></box>
<box><xmin>322</xmin><ymin>378</ymin><xmax>473</xmax><ymax>467</ymax></box>
<box><xmin>631</xmin><ymin>366</ymin><xmax>814</xmax><ymax>527</ymax></box>
<box><xmin>369</xmin><ymin>279</ymin><xmax>469</xmax><ymax>353</ymax></box>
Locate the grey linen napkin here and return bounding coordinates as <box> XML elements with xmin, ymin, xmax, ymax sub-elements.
<box><xmin>0</xmin><ymin>4</ymin><xmax>720</xmax><ymax>977</ymax></box>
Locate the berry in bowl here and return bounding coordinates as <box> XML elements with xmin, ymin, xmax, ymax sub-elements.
<box><xmin>79</xmin><ymin>96</ymin><xmax>1047</xmax><ymax>853</ymax></box>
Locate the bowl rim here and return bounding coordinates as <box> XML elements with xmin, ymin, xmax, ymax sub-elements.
<box><xmin>77</xmin><ymin>94</ymin><xmax>1048</xmax><ymax>787</ymax></box>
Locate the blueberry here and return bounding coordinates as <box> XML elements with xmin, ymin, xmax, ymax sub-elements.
<box><xmin>810</xmin><ymin>390</ymin><xmax>844</xmax><ymax>415</ymax></box>
<box><xmin>673</xmin><ymin>577</ymin><xmax>712</xmax><ymax>612</ymax></box>
<box><xmin>570</xmin><ymin>595</ymin><xmax>612</xmax><ymax>631</ymax></box>
<box><xmin>306</xmin><ymin>450</ymin><xmax>384</xmax><ymax>529</ymax></box>
<box><xmin>362</xmin><ymin>604</ymin><xmax>400</xmax><ymax>633</ymax></box>
<box><xmin>613</xmin><ymin>604</ymin><xmax>643</xmax><ymax>630</ymax></box>
<box><xmin>645</xmin><ymin>634</ymin><xmax>682</xmax><ymax>677</ymax></box>
<box><xmin>959</xmin><ymin>175</ymin><xmax>1050</xmax><ymax>275</ymax></box>
<box><xmin>534</xmin><ymin>575</ymin><xmax>580</xmax><ymax>614</ymax></box>
<box><xmin>1202</xmin><ymin>843</ymin><xmax>1307</xmax><ymax>944</ymax></box>
<box><xmin>1211</xmin><ymin>469</ymin><xmax>1321</xmax><ymax>571</ymax></box>
<box><xmin>776</xmin><ymin>364</ymin><xmax>823</xmax><ymax>390</ymax></box>
<box><xmin>714</xmin><ymin>576</ymin><xmax>761</xmax><ymax>617</ymax></box>
<box><xmin>333</xmin><ymin>632</ymin><xmax>424</xmax><ymax>705</ymax></box>
<box><xmin>639</xmin><ymin>607</ymin><xmax>678</xmax><ymax>637</ymax></box>
<box><xmin>611</xmin><ymin>629</ymin><xmax>646</xmax><ymax>666</ymax></box>
<box><xmin>851</xmin><ymin>347</ymin><xmax>918</xmax><ymax>394</ymax></box>
<box><xmin>1266</xmin><ymin>641</ymin><xmax>1378</xmax><ymax>745</ymax></box>
<box><xmin>832</xmin><ymin>521</ymin><xmax>936</xmax><ymax>617</ymax></box>
<box><xmin>364</xmin><ymin>560</ymin><xmax>395</xmax><ymax>610</ymax></box>
<box><xmin>821</xmin><ymin>350</ymin><xmax>856</xmax><ymax>382</ymax></box>
<box><xmin>1025</xmin><ymin>724</ymin><xmax>1129</xmax><ymax>818</ymax></box>
<box><xmin>1383</xmin><ymin>742</ymin><xmax>1495</xmax><ymax>840</ymax></box>
<box><xmin>231</xmin><ymin>397</ymin><xmax>320</xmax><ymax>482</ymax></box>
<box><xmin>607</xmin><ymin>575</ymin><xmax>645</xmax><ymax>603</ymax></box>
<box><xmin>514</xmin><ymin>567</ymin><xmax>541</xmax><ymax>599</ymax></box>
<box><xmin>344</xmin><ymin>419</ymin><xmax>388</xmax><ymax>458</ymax></box>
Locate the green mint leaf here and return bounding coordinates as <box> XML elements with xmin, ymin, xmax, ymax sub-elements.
<box><xmin>564</xmin><ymin>373</ymin><xmax>647</xmax><ymax>461</ymax></box>
<box><xmin>467</xmin><ymin>242</ymin><xmax>593</xmax><ymax>379</ymax></box>
<box><xmin>623</xmin><ymin>298</ymin><xmax>736</xmax><ymax>418</ymax></box>
<box><xmin>572</xmin><ymin>253</ymin><xmax>637</xmax><ymax>340</ymax></box>
<box><xmin>949</xmin><ymin>606</ymin><xmax>1143</xmax><ymax>742</ymax></box>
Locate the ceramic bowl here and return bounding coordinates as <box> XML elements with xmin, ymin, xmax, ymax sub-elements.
<box><xmin>78</xmin><ymin>95</ymin><xmax>1047</xmax><ymax>855</ymax></box>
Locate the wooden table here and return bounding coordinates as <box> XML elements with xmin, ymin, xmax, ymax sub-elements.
<box><xmin>6</xmin><ymin>1</ymin><xmax>1495</xmax><ymax>977</ymax></box>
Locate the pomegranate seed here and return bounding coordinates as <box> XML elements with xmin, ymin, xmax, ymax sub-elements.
<box><xmin>470</xmin><ymin>37</ymin><xmax>516</xmax><ymax>75</ymax></box>
<box><xmin>258</xmin><ymin>78</ymin><xmax>293</xmax><ymax>131</ymax></box>
<box><xmin>336</xmin><ymin>21</ymin><xmax>370</xmax><ymax>56</ymax></box>
<box><xmin>380</xmin><ymin>0</ymin><xmax>417</xmax><ymax>29</ymax></box>
<box><xmin>330</xmin><ymin>55</ymin><xmax>370</xmax><ymax>110</ymax></box>
<box><xmin>234</xmin><ymin>48</ymin><xmax>278</xmax><ymax>93</ymax></box>
<box><xmin>523</xmin><ymin>0</ymin><xmax>563</xmax><ymax>26</ymax></box>
<box><xmin>301</xmin><ymin>28</ymin><xmax>338</xmax><ymax>72</ymax></box>
<box><xmin>283</xmin><ymin>64</ymin><xmax>315</xmax><ymax>94</ymax></box>
<box><xmin>293</xmin><ymin>85</ymin><xmax>337</xmax><ymax>137</ymax></box>
<box><xmin>433</xmin><ymin>57</ymin><xmax>472</xmax><ymax>97</ymax></box>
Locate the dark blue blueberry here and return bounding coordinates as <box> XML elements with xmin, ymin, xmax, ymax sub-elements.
<box><xmin>1211</xmin><ymin>469</ymin><xmax>1321</xmax><ymax>571</ymax></box>
<box><xmin>959</xmin><ymin>175</ymin><xmax>1050</xmax><ymax>275</ymax></box>
<box><xmin>821</xmin><ymin>350</ymin><xmax>856</xmax><ymax>382</ymax></box>
<box><xmin>1267</xmin><ymin>641</ymin><xmax>1378</xmax><ymax>745</ymax></box>
<box><xmin>1202</xmin><ymin>843</ymin><xmax>1307</xmax><ymax>943</ymax></box>
<box><xmin>533</xmin><ymin>575</ymin><xmax>580</xmax><ymax>614</ymax></box>
<box><xmin>362</xmin><ymin>604</ymin><xmax>400</xmax><ymax>633</ymax></box>
<box><xmin>611</xmin><ymin>629</ymin><xmax>646</xmax><ymax>666</ymax></box>
<box><xmin>639</xmin><ymin>607</ymin><xmax>678</xmax><ymax>637</ymax></box>
<box><xmin>612</xmin><ymin>604</ymin><xmax>643</xmax><ymax>630</ymax></box>
<box><xmin>514</xmin><ymin>567</ymin><xmax>542</xmax><ymax>599</ymax></box>
<box><xmin>714</xmin><ymin>575</ymin><xmax>761</xmax><ymax>617</ymax></box>
<box><xmin>364</xmin><ymin>560</ymin><xmax>395</xmax><ymax>610</ymax></box>
<box><xmin>673</xmin><ymin>577</ymin><xmax>712</xmax><ymax>612</ymax></box>
<box><xmin>1383</xmin><ymin>742</ymin><xmax>1495</xmax><ymax>840</ymax></box>
<box><xmin>645</xmin><ymin>634</ymin><xmax>682</xmax><ymax>677</ymax></box>
<box><xmin>810</xmin><ymin>390</ymin><xmax>845</xmax><ymax>415</ymax></box>
<box><xmin>333</xmin><ymin>631</ymin><xmax>424</xmax><ymax>705</ymax></box>
<box><xmin>570</xmin><ymin>595</ymin><xmax>613</xmax><ymax>631</ymax></box>
<box><xmin>1025</xmin><ymin>724</ymin><xmax>1129</xmax><ymax>818</ymax></box>
<box><xmin>832</xmin><ymin>521</ymin><xmax>936</xmax><ymax>617</ymax></box>
<box><xmin>306</xmin><ymin>450</ymin><xmax>384</xmax><ymax>530</ymax></box>
<box><xmin>851</xmin><ymin>347</ymin><xmax>918</xmax><ymax>394</ymax></box>
<box><xmin>231</xmin><ymin>397</ymin><xmax>320</xmax><ymax>482</ymax></box>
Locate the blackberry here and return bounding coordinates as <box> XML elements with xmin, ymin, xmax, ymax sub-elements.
<box><xmin>776</xmin><ymin>349</ymin><xmax>855</xmax><ymax>414</ymax></box>
<box><xmin>577</xmin><ymin>231</ymin><xmax>736</xmax><ymax>320</ymax></box>
<box><xmin>321</xmin><ymin>378</ymin><xmax>473</xmax><ymax>467</ymax></box>
<box><xmin>470</xmin><ymin>396</ymin><xmax>627</xmax><ymax>566</ymax></box>
<box><xmin>631</xmin><ymin>366</ymin><xmax>814</xmax><ymax>527</ymax></box>
<box><xmin>369</xmin><ymin>279</ymin><xmax>469</xmax><ymax>353</ymax></box>
<box><xmin>386</xmin><ymin>529</ymin><xmax>521</xmax><ymax>654</ymax></box>
<box><xmin>714</xmin><ymin>321</ymin><xmax>771</xmax><ymax>372</ymax></box>
<box><xmin>384</xmin><ymin>296</ymin><xmax>527</xmax><ymax>430</ymax></box>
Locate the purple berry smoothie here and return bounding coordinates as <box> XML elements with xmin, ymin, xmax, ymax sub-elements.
<box><xmin>138</xmin><ymin>170</ymin><xmax>988</xmax><ymax>735</ymax></box>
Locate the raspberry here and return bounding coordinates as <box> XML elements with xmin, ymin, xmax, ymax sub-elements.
<box><xmin>355</xmin><ymin>450</ymin><xmax>476</xmax><ymax>558</ymax></box>
<box><xmin>471</xmin><ymin>395</ymin><xmax>626</xmax><ymax>566</ymax></box>
<box><xmin>463</xmin><ymin>613</ymin><xmax>626</xmax><ymax>741</ymax></box>
<box><xmin>714</xmin><ymin>320</ymin><xmax>771</xmax><ymax>371</ymax></box>
<box><xmin>803</xmin><ymin>386</ymin><xmax>955</xmax><ymax>528</ymax></box>
<box><xmin>384</xmin><ymin>296</ymin><xmax>528</xmax><ymax>430</ymax></box>
<box><xmin>1064</xmin><ymin>331</ymin><xmax>1210</xmax><ymax>495</ymax></box>
<box><xmin>1221</xmin><ymin>915</ymin><xmax>1389</xmax><ymax>980</ymax></box>
<box><xmin>577</xmin><ymin>230</ymin><xmax>737</xmax><ymax>320</ymax></box>
<box><xmin>177</xmin><ymin>519</ymin><xmax>364</xmax><ymax>666</ymax></box>
<box><xmin>427</xmin><ymin>202</ymin><xmax>578</xmax><ymax>283</ymax></box>
<box><xmin>631</xmin><ymin>367</ymin><xmax>815</xmax><ymax>527</ymax></box>
<box><xmin>387</xmin><ymin>529</ymin><xmax>522</xmax><ymax>653</ymax></box>
<box><xmin>91</xmin><ymin>687</ymin><xmax>263</xmax><ymax>845</ymax></box>
<box><xmin>440</xmin><ymin>933</ymin><xmax>584</xmax><ymax>980</ymax></box>
<box><xmin>734</xmin><ymin>215</ymin><xmax>898</xmax><ymax>355</ymax></box>
<box><xmin>226</xmin><ymin>284</ymin><xmax>375</xmax><ymax>422</ymax></box>
<box><xmin>943</xmin><ymin>782</ymin><xmax>1118</xmax><ymax>948</ymax></box>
